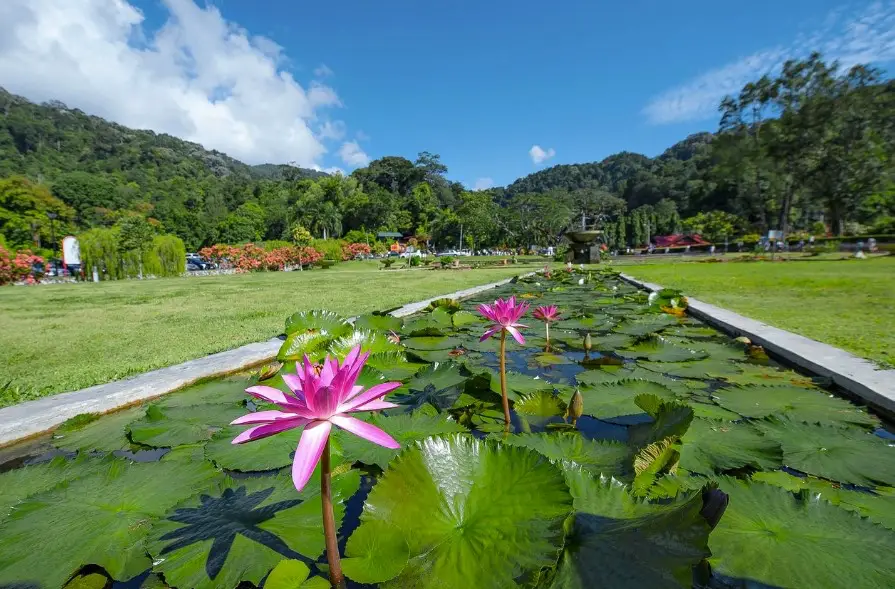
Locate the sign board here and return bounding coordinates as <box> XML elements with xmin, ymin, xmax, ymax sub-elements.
<box><xmin>767</xmin><ymin>230</ymin><xmax>784</xmax><ymax>240</ymax></box>
<box><xmin>62</xmin><ymin>236</ymin><xmax>81</xmax><ymax>265</ymax></box>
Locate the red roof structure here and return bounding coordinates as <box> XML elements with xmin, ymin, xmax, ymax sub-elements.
<box><xmin>652</xmin><ymin>234</ymin><xmax>711</xmax><ymax>247</ymax></box>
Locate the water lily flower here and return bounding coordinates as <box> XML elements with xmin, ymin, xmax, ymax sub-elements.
<box><xmin>578</xmin><ymin>278</ymin><xmax>585</xmax><ymax>285</ymax></box>
<box><xmin>478</xmin><ymin>296</ymin><xmax>529</xmax><ymax>430</ymax></box>
<box><xmin>478</xmin><ymin>296</ymin><xmax>530</xmax><ymax>345</ymax></box>
<box><xmin>232</xmin><ymin>345</ymin><xmax>401</xmax><ymax>587</ymax></box>
<box><xmin>387</xmin><ymin>330</ymin><xmax>401</xmax><ymax>344</ymax></box>
<box><xmin>648</xmin><ymin>291</ymin><xmax>659</xmax><ymax>306</ymax></box>
<box><xmin>584</xmin><ymin>333</ymin><xmax>592</xmax><ymax>352</ymax></box>
<box><xmin>533</xmin><ymin>305</ymin><xmax>560</xmax><ymax>343</ymax></box>
<box><xmin>566</xmin><ymin>389</ymin><xmax>584</xmax><ymax>426</ymax></box>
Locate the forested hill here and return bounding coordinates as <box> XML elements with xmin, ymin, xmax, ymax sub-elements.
<box><xmin>1</xmin><ymin>53</ymin><xmax>893</xmax><ymax>255</ymax></box>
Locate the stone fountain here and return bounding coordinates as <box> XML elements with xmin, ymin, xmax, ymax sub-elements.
<box><xmin>564</xmin><ymin>229</ymin><xmax>603</xmax><ymax>264</ymax></box>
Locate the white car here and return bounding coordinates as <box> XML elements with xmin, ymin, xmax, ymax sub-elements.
<box><xmin>400</xmin><ymin>250</ymin><xmax>427</xmax><ymax>258</ymax></box>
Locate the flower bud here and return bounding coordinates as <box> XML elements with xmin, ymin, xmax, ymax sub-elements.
<box><xmin>567</xmin><ymin>389</ymin><xmax>584</xmax><ymax>425</ymax></box>
<box><xmin>584</xmin><ymin>333</ymin><xmax>592</xmax><ymax>352</ymax></box>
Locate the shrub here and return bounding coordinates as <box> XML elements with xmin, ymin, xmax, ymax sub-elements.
<box><xmin>341</xmin><ymin>242</ymin><xmax>371</xmax><ymax>260</ymax></box>
<box><xmin>810</xmin><ymin>221</ymin><xmax>827</xmax><ymax>236</ymax></box>
<box><xmin>0</xmin><ymin>246</ymin><xmax>43</xmax><ymax>285</ymax></box>
<box><xmin>80</xmin><ymin>227</ymin><xmax>123</xmax><ymax>280</ymax></box>
<box><xmin>145</xmin><ymin>235</ymin><xmax>186</xmax><ymax>277</ymax></box>
<box><xmin>439</xmin><ymin>256</ymin><xmax>455</xmax><ymax>267</ymax></box>
<box><xmin>380</xmin><ymin>258</ymin><xmax>395</xmax><ymax>269</ymax></box>
<box><xmin>260</xmin><ymin>240</ymin><xmax>293</xmax><ymax>252</ymax></box>
<box><xmin>409</xmin><ymin>255</ymin><xmax>421</xmax><ymax>267</ymax></box>
<box><xmin>310</xmin><ymin>238</ymin><xmax>345</xmax><ymax>262</ymax></box>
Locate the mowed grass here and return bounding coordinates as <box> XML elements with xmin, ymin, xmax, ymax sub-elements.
<box><xmin>622</xmin><ymin>256</ymin><xmax>895</xmax><ymax>366</ymax></box>
<box><xmin>0</xmin><ymin>263</ymin><xmax>535</xmax><ymax>406</ymax></box>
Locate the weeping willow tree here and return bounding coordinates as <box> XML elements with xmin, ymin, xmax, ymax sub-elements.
<box><xmin>144</xmin><ymin>234</ymin><xmax>186</xmax><ymax>277</ymax></box>
<box><xmin>79</xmin><ymin>227</ymin><xmax>122</xmax><ymax>280</ymax></box>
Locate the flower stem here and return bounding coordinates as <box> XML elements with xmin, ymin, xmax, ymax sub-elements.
<box><xmin>545</xmin><ymin>321</ymin><xmax>550</xmax><ymax>344</ymax></box>
<box><xmin>499</xmin><ymin>330</ymin><xmax>511</xmax><ymax>432</ymax></box>
<box><xmin>321</xmin><ymin>438</ymin><xmax>346</xmax><ymax>589</ymax></box>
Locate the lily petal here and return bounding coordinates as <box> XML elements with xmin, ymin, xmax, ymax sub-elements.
<box><xmin>338</xmin><ymin>381</ymin><xmax>402</xmax><ymax>413</ymax></box>
<box><xmin>232</xmin><ymin>418</ymin><xmax>309</xmax><ymax>444</ymax></box>
<box><xmin>350</xmin><ymin>399</ymin><xmax>400</xmax><ymax>412</ymax></box>
<box><xmin>280</xmin><ymin>375</ymin><xmax>307</xmax><ymax>402</ymax></box>
<box><xmin>479</xmin><ymin>326</ymin><xmax>501</xmax><ymax>341</ymax></box>
<box><xmin>246</xmin><ymin>385</ymin><xmax>304</xmax><ymax>408</ymax></box>
<box><xmin>506</xmin><ymin>325</ymin><xmax>526</xmax><ymax>345</ymax></box>
<box><xmin>330</xmin><ymin>415</ymin><xmax>399</xmax><ymax>449</ymax></box>
<box><xmin>231</xmin><ymin>410</ymin><xmax>303</xmax><ymax>425</ymax></box>
<box><xmin>291</xmin><ymin>420</ymin><xmax>332</xmax><ymax>492</ymax></box>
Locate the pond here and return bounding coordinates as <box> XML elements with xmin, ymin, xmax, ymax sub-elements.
<box><xmin>1</xmin><ymin>268</ymin><xmax>894</xmax><ymax>588</ymax></box>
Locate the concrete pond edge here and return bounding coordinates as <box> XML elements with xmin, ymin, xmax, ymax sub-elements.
<box><xmin>619</xmin><ymin>272</ymin><xmax>895</xmax><ymax>417</ymax></box>
<box><xmin>0</xmin><ymin>271</ymin><xmax>535</xmax><ymax>448</ymax></box>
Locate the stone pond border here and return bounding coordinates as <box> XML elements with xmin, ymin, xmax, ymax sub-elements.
<box><xmin>620</xmin><ymin>272</ymin><xmax>895</xmax><ymax>416</ymax></box>
<box><xmin>0</xmin><ymin>272</ymin><xmax>535</xmax><ymax>448</ymax></box>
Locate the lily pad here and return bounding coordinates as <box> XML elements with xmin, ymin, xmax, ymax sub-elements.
<box><xmin>514</xmin><ymin>390</ymin><xmax>566</xmax><ymax>417</ymax></box>
<box><xmin>0</xmin><ymin>456</ymin><xmax>220</xmax><ymax>587</ymax></box>
<box><xmin>402</xmin><ymin>336</ymin><xmax>463</xmax><ymax>351</ymax></box>
<box><xmin>336</xmin><ymin>412</ymin><xmax>466</xmax><ymax>469</ymax></box>
<box><xmin>640</xmin><ymin>358</ymin><xmax>743</xmax><ymax>379</ymax></box>
<box><xmin>279</xmin><ymin>310</ymin><xmax>351</xmax><ymax>361</ymax></box>
<box><xmin>353</xmin><ymin>435</ymin><xmax>573</xmax><ymax>588</ymax></box>
<box><xmin>341</xmin><ymin>520</ymin><xmax>410</xmax><ymax>584</ymax></box>
<box><xmin>687</xmin><ymin>401</ymin><xmax>741</xmax><ymax>421</ymax></box>
<box><xmin>627</xmin><ymin>395</ymin><xmax>694</xmax><ymax>449</ymax></box>
<box><xmin>500</xmin><ymin>432</ymin><xmax>631</xmax><ymax>479</ymax></box>
<box><xmin>489</xmin><ymin>370</ymin><xmax>555</xmax><ymax>401</ymax></box>
<box><xmin>713</xmin><ymin>385</ymin><xmax>879</xmax><ymax>427</ymax></box>
<box><xmin>264</xmin><ymin>559</ymin><xmax>311</xmax><ymax>589</ymax></box>
<box><xmin>709</xmin><ymin>479</ymin><xmax>895</xmax><ymax>588</ymax></box>
<box><xmin>756</xmin><ymin>419</ymin><xmax>895</xmax><ymax>486</ymax></box>
<box><xmin>205</xmin><ymin>425</ymin><xmax>298</xmax><ymax>471</ymax></box>
<box><xmin>328</xmin><ymin>329</ymin><xmax>402</xmax><ymax>357</ymax></box>
<box><xmin>617</xmin><ymin>336</ymin><xmax>708</xmax><ymax>363</ymax></box>
<box><xmin>612</xmin><ymin>314</ymin><xmax>677</xmax><ymax>337</ymax></box>
<box><xmin>0</xmin><ymin>454</ymin><xmax>111</xmax><ymax>519</ymax></box>
<box><xmin>147</xmin><ymin>471</ymin><xmax>361</xmax><ymax>589</ymax></box>
<box><xmin>52</xmin><ymin>406</ymin><xmax>144</xmax><ymax>452</ymax></box>
<box><xmin>451</xmin><ymin>310</ymin><xmax>480</xmax><ymax>327</ymax></box>
<box><xmin>549</xmin><ymin>467</ymin><xmax>713</xmax><ymax>588</ymax></box>
<box><xmin>576</xmin><ymin>379</ymin><xmax>676</xmax><ymax>421</ymax></box>
<box><xmin>353</xmin><ymin>313</ymin><xmax>402</xmax><ymax>333</ymax></box>
<box><xmin>156</xmin><ymin>377</ymin><xmax>251</xmax><ymax>408</ymax></box>
<box><xmin>716</xmin><ymin>363</ymin><xmax>817</xmax><ymax>387</ymax></box>
<box><xmin>679</xmin><ymin>419</ymin><xmax>782</xmax><ymax>475</ymax></box>
<box><xmin>63</xmin><ymin>572</ymin><xmax>110</xmax><ymax>589</ymax></box>
<box><xmin>128</xmin><ymin>403</ymin><xmax>244</xmax><ymax>448</ymax></box>
<box><xmin>390</xmin><ymin>363</ymin><xmax>468</xmax><ymax>412</ymax></box>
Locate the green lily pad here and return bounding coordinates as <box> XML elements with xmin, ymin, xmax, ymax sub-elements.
<box><xmin>665</xmin><ymin>339</ymin><xmax>746</xmax><ymax>362</ymax></box>
<box><xmin>662</xmin><ymin>326</ymin><xmax>719</xmax><ymax>339</ymax></box>
<box><xmin>489</xmin><ymin>370</ymin><xmax>554</xmax><ymax>401</ymax></box>
<box><xmin>341</xmin><ymin>520</ymin><xmax>410</xmax><ymax>584</ymax></box>
<box><xmin>128</xmin><ymin>403</ymin><xmax>245</xmax><ymax>448</ymax></box>
<box><xmin>0</xmin><ymin>455</ymin><xmax>220</xmax><ymax>587</ymax></box>
<box><xmin>366</xmin><ymin>352</ymin><xmax>417</xmax><ymax>379</ymax></box>
<box><xmin>713</xmin><ymin>385</ymin><xmax>879</xmax><ymax>427</ymax></box>
<box><xmin>576</xmin><ymin>379</ymin><xmax>676</xmax><ymax>421</ymax></box>
<box><xmin>390</xmin><ymin>363</ymin><xmax>468</xmax><ymax>412</ymax></box>
<box><xmin>156</xmin><ymin>377</ymin><xmax>251</xmax><ymax>408</ymax></box>
<box><xmin>750</xmin><ymin>470</ymin><xmax>810</xmax><ymax>492</ymax></box>
<box><xmin>63</xmin><ymin>572</ymin><xmax>110</xmax><ymax>589</ymax></box>
<box><xmin>147</xmin><ymin>471</ymin><xmax>361</xmax><ymax>589</ymax></box>
<box><xmin>514</xmin><ymin>390</ymin><xmax>566</xmax><ymax>417</ymax></box>
<box><xmin>402</xmin><ymin>336</ymin><xmax>463</xmax><ymax>351</ymax></box>
<box><xmin>640</xmin><ymin>358</ymin><xmax>743</xmax><ymax>379</ymax></box>
<box><xmin>500</xmin><ymin>433</ymin><xmax>631</xmax><ymax>479</ymax></box>
<box><xmin>757</xmin><ymin>419</ymin><xmax>895</xmax><ymax>486</ymax></box>
<box><xmin>716</xmin><ymin>363</ymin><xmax>817</xmax><ymax>387</ymax></box>
<box><xmin>52</xmin><ymin>406</ymin><xmax>144</xmax><ymax>452</ymax></box>
<box><xmin>451</xmin><ymin>310</ymin><xmax>480</xmax><ymax>327</ymax></box>
<box><xmin>628</xmin><ymin>395</ymin><xmax>694</xmax><ymax>449</ymax></box>
<box><xmin>328</xmin><ymin>329</ymin><xmax>402</xmax><ymax>357</ymax></box>
<box><xmin>574</xmin><ymin>365</ymin><xmax>638</xmax><ymax>386</ymax></box>
<box><xmin>531</xmin><ymin>352</ymin><xmax>573</xmax><ymax>366</ymax></box>
<box><xmin>279</xmin><ymin>310</ymin><xmax>351</xmax><ymax>361</ymax></box>
<box><xmin>336</xmin><ymin>412</ymin><xmax>466</xmax><ymax>469</ymax></box>
<box><xmin>679</xmin><ymin>419</ymin><xmax>782</xmax><ymax>475</ymax></box>
<box><xmin>549</xmin><ymin>467</ymin><xmax>713</xmax><ymax>588</ymax></box>
<box><xmin>353</xmin><ymin>435</ymin><xmax>573</xmax><ymax>588</ymax></box>
<box><xmin>687</xmin><ymin>401</ymin><xmax>741</xmax><ymax>421</ymax></box>
<box><xmin>617</xmin><ymin>336</ymin><xmax>708</xmax><ymax>363</ymax></box>
<box><xmin>353</xmin><ymin>313</ymin><xmax>402</xmax><ymax>333</ymax></box>
<box><xmin>0</xmin><ymin>454</ymin><xmax>111</xmax><ymax>519</ymax></box>
<box><xmin>710</xmin><ymin>479</ymin><xmax>895</xmax><ymax>588</ymax></box>
<box><xmin>205</xmin><ymin>425</ymin><xmax>297</xmax><ymax>471</ymax></box>
<box><xmin>612</xmin><ymin>314</ymin><xmax>677</xmax><ymax>337</ymax></box>
<box><xmin>264</xmin><ymin>559</ymin><xmax>311</xmax><ymax>589</ymax></box>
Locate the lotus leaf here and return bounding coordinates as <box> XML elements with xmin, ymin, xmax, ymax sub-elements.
<box><xmin>128</xmin><ymin>403</ymin><xmax>244</xmax><ymax>448</ymax></box>
<box><xmin>714</xmin><ymin>384</ymin><xmax>879</xmax><ymax>427</ymax></box>
<box><xmin>679</xmin><ymin>419</ymin><xmax>782</xmax><ymax>475</ymax></box>
<box><xmin>390</xmin><ymin>362</ymin><xmax>468</xmax><ymax>412</ymax></box>
<box><xmin>575</xmin><ymin>379</ymin><xmax>676</xmax><ymax>421</ymax></box>
<box><xmin>53</xmin><ymin>406</ymin><xmax>144</xmax><ymax>452</ymax></box>
<box><xmin>500</xmin><ymin>432</ymin><xmax>631</xmax><ymax>478</ymax></box>
<box><xmin>612</xmin><ymin>314</ymin><xmax>677</xmax><ymax>337</ymax></box>
<box><xmin>617</xmin><ymin>336</ymin><xmax>708</xmax><ymax>363</ymax></box>
<box><xmin>352</xmin><ymin>435</ymin><xmax>573</xmax><ymax>589</ymax></box>
<box><xmin>353</xmin><ymin>313</ymin><xmax>402</xmax><ymax>333</ymax></box>
<box><xmin>341</xmin><ymin>521</ymin><xmax>410</xmax><ymax>584</ymax></box>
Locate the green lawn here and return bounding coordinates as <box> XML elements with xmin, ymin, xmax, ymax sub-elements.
<box><xmin>622</xmin><ymin>256</ymin><xmax>895</xmax><ymax>367</ymax></box>
<box><xmin>0</xmin><ymin>263</ymin><xmax>535</xmax><ymax>406</ymax></box>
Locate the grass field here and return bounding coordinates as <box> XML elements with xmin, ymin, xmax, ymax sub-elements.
<box><xmin>622</xmin><ymin>255</ymin><xmax>895</xmax><ymax>367</ymax></box>
<box><xmin>0</xmin><ymin>263</ymin><xmax>537</xmax><ymax>406</ymax></box>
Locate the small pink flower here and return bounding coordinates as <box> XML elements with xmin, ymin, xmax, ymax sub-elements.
<box><xmin>478</xmin><ymin>296</ymin><xmax>529</xmax><ymax>345</ymax></box>
<box><xmin>532</xmin><ymin>305</ymin><xmax>560</xmax><ymax>323</ymax></box>
<box><xmin>231</xmin><ymin>345</ymin><xmax>401</xmax><ymax>492</ymax></box>
<box><xmin>387</xmin><ymin>330</ymin><xmax>401</xmax><ymax>344</ymax></box>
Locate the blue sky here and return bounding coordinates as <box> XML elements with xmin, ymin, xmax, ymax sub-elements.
<box><xmin>2</xmin><ymin>1</ymin><xmax>895</xmax><ymax>189</ymax></box>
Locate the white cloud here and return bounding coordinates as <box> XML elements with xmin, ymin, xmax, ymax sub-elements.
<box><xmin>643</xmin><ymin>0</ymin><xmax>895</xmax><ymax>124</ymax></box>
<box><xmin>318</xmin><ymin>120</ymin><xmax>346</xmax><ymax>141</ymax></box>
<box><xmin>0</xmin><ymin>0</ymin><xmax>350</xmax><ymax>167</ymax></box>
<box><xmin>355</xmin><ymin>130</ymin><xmax>370</xmax><ymax>142</ymax></box>
<box><xmin>311</xmin><ymin>164</ymin><xmax>345</xmax><ymax>175</ymax></box>
<box><xmin>473</xmin><ymin>177</ymin><xmax>494</xmax><ymax>190</ymax></box>
<box><xmin>314</xmin><ymin>63</ymin><xmax>334</xmax><ymax>77</ymax></box>
<box><xmin>338</xmin><ymin>140</ymin><xmax>370</xmax><ymax>167</ymax></box>
<box><xmin>529</xmin><ymin>145</ymin><xmax>556</xmax><ymax>165</ymax></box>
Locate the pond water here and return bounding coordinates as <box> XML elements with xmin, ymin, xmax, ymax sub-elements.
<box><xmin>1</xmin><ymin>269</ymin><xmax>894</xmax><ymax>589</ymax></box>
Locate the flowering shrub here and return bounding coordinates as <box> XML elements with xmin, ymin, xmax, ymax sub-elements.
<box><xmin>341</xmin><ymin>242</ymin><xmax>371</xmax><ymax>260</ymax></box>
<box><xmin>0</xmin><ymin>246</ymin><xmax>44</xmax><ymax>285</ymax></box>
<box><xmin>199</xmin><ymin>243</ymin><xmax>323</xmax><ymax>273</ymax></box>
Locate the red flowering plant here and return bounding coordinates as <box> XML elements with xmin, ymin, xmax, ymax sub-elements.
<box><xmin>341</xmin><ymin>242</ymin><xmax>371</xmax><ymax>260</ymax></box>
<box><xmin>0</xmin><ymin>247</ymin><xmax>44</xmax><ymax>285</ymax></box>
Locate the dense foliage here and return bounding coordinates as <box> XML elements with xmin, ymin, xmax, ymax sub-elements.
<box><xmin>1</xmin><ymin>53</ymin><xmax>892</xmax><ymax>254</ymax></box>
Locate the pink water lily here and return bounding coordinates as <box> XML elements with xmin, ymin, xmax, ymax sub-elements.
<box><xmin>232</xmin><ymin>345</ymin><xmax>401</xmax><ymax>492</ymax></box>
<box><xmin>478</xmin><ymin>296</ymin><xmax>529</xmax><ymax>431</ymax></box>
<box><xmin>532</xmin><ymin>305</ymin><xmax>560</xmax><ymax>323</ymax></box>
<box><xmin>478</xmin><ymin>296</ymin><xmax>530</xmax><ymax>345</ymax></box>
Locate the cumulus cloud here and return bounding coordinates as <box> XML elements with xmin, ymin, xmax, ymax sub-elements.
<box><xmin>0</xmin><ymin>0</ymin><xmax>349</xmax><ymax>167</ymax></box>
<box><xmin>643</xmin><ymin>0</ymin><xmax>895</xmax><ymax>124</ymax></box>
<box><xmin>473</xmin><ymin>177</ymin><xmax>494</xmax><ymax>190</ymax></box>
<box><xmin>314</xmin><ymin>64</ymin><xmax>334</xmax><ymax>77</ymax></box>
<box><xmin>338</xmin><ymin>140</ymin><xmax>371</xmax><ymax>167</ymax></box>
<box><xmin>318</xmin><ymin>120</ymin><xmax>346</xmax><ymax>141</ymax></box>
<box><xmin>529</xmin><ymin>145</ymin><xmax>556</xmax><ymax>165</ymax></box>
